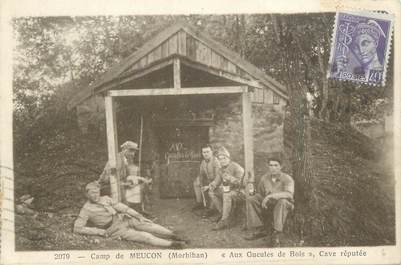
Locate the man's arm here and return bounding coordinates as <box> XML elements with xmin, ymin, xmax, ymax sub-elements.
<box><xmin>199</xmin><ymin>161</ymin><xmax>208</xmax><ymax>187</ymax></box>
<box><xmin>73</xmin><ymin>207</ymin><xmax>106</xmax><ymax>236</ymax></box>
<box><xmin>110</xmin><ymin>200</ymin><xmax>151</xmax><ymax>222</ymax></box>
<box><xmin>210</xmin><ymin>171</ymin><xmax>222</xmax><ymax>189</ymax></box>
<box><xmin>264</xmin><ymin>175</ymin><xmax>294</xmax><ymax>201</ymax></box>
<box><xmin>225</xmin><ymin>164</ymin><xmax>244</xmax><ymax>186</ymax></box>
<box><xmin>267</xmin><ymin>191</ymin><xmax>293</xmax><ymax>200</ymax></box>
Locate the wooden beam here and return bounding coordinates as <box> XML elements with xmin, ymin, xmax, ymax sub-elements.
<box><xmin>242</xmin><ymin>90</ymin><xmax>255</xmax><ymax>186</ymax></box>
<box><xmin>180</xmin><ymin>58</ymin><xmax>264</xmax><ymax>89</ymax></box>
<box><xmin>104</xmin><ymin>96</ymin><xmax>120</xmax><ymax>202</ymax></box>
<box><xmin>173</xmin><ymin>58</ymin><xmax>181</xmax><ymax>88</ymax></box>
<box><xmin>108</xmin><ymin>86</ymin><xmax>247</xmax><ymax>97</ymax></box>
<box><xmin>90</xmin><ymin>24</ymin><xmax>183</xmax><ymax>90</ymax></box>
<box><xmin>181</xmin><ymin>24</ymin><xmax>288</xmax><ymax>100</ymax></box>
<box><xmin>97</xmin><ymin>58</ymin><xmax>174</xmax><ymax>94</ymax></box>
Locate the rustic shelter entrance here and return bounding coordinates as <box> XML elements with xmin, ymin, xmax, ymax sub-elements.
<box><xmin>68</xmin><ymin>22</ymin><xmax>288</xmax><ymax>201</ymax></box>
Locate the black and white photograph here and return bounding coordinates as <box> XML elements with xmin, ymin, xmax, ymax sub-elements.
<box><xmin>1</xmin><ymin>1</ymin><xmax>400</xmax><ymax>264</ymax></box>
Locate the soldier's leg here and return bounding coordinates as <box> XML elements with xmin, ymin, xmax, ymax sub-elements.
<box><xmin>209</xmin><ymin>188</ymin><xmax>223</xmax><ymax>214</ymax></box>
<box><xmin>221</xmin><ymin>190</ymin><xmax>238</xmax><ymax>220</ymax></box>
<box><xmin>212</xmin><ymin>190</ymin><xmax>237</xmax><ymax>230</ymax></box>
<box><xmin>122</xmin><ymin>229</ymin><xmax>172</xmax><ymax>247</ymax></box>
<box><xmin>273</xmin><ymin>199</ymin><xmax>293</xmax><ymax>232</ymax></box>
<box><xmin>193</xmin><ymin>177</ymin><xmax>202</xmax><ymax>204</ymax></box>
<box><xmin>134</xmin><ymin>221</ymin><xmax>174</xmax><ymax>237</ymax></box>
<box><xmin>128</xmin><ymin>217</ymin><xmax>173</xmax><ymax>236</ymax></box>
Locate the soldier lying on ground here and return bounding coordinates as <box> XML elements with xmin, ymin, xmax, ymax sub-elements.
<box><xmin>73</xmin><ymin>181</ymin><xmax>187</xmax><ymax>248</ymax></box>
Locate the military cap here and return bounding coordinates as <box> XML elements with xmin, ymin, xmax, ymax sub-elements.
<box><xmin>217</xmin><ymin>146</ymin><xmax>230</xmax><ymax>158</ymax></box>
<box><xmin>85</xmin><ymin>181</ymin><xmax>100</xmax><ymax>192</ymax></box>
<box><xmin>121</xmin><ymin>141</ymin><xmax>139</xmax><ymax>150</ymax></box>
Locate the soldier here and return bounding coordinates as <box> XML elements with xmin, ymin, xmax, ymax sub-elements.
<box><xmin>192</xmin><ymin>144</ymin><xmax>220</xmax><ymax>215</ymax></box>
<box><xmin>209</xmin><ymin>147</ymin><xmax>245</xmax><ymax>230</ymax></box>
<box><xmin>98</xmin><ymin>141</ymin><xmax>139</xmax><ymax>202</ymax></box>
<box><xmin>73</xmin><ymin>181</ymin><xmax>186</xmax><ymax>248</ymax></box>
<box><xmin>244</xmin><ymin>157</ymin><xmax>294</xmax><ymax>247</ymax></box>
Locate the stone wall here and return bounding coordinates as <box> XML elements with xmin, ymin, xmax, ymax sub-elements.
<box><xmin>209</xmin><ymin>94</ymin><xmax>245</xmax><ymax>165</ymax></box>
<box><xmin>76</xmin><ymin>93</ymin><xmax>287</xmax><ymax>185</ymax></box>
<box><xmin>209</xmin><ymin>95</ymin><xmax>287</xmax><ymax>183</ymax></box>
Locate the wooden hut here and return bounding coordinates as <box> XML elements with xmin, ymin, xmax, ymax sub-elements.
<box><xmin>68</xmin><ymin>22</ymin><xmax>288</xmax><ymax>200</ymax></box>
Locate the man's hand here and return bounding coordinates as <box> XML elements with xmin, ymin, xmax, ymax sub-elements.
<box><xmin>223</xmin><ymin>173</ymin><xmax>236</xmax><ymax>183</ymax></box>
<box><xmin>262</xmin><ymin>195</ymin><xmax>272</xmax><ymax>209</ymax></box>
<box><xmin>209</xmin><ymin>183</ymin><xmax>216</xmax><ymax>191</ymax></box>
<box><xmin>201</xmin><ymin>186</ymin><xmax>209</xmax><ymax>192</ymax></box>
<box><xmin>122</xmin><ymin>181</ymin><xmax>132</xmax><ymax>187</ymax></box>
<box><xmin>100</xmin><ymin>229</ymin><xmax>109</xmax><ymax>237</ymax></box>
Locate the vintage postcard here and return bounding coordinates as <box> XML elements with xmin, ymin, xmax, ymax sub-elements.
<box><xmin>1</xmin><ymin>0</ymin><xmax>400</xmax><ymax>264</ymax></box>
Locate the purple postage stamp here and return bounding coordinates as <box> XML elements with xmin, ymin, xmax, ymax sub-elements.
<box><xmin>328</xmin><ymin>11</ymin><xmax>394</xmax><ymax>86</ymax></box>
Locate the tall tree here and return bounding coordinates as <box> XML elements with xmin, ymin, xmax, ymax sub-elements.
<box><xmin>268</xmin><ymin>15</ymin><xmax>313</xmax><ymax>240</ymax></box>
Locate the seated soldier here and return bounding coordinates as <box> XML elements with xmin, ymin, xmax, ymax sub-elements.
<box><xmin>73</xmin><ymin>181</ymin><xmax>186</xmax><ymax>248</ymax></box>
<box><xmin>244</xmin><ymin>157</ymin><xmax>294</xmax><ymax>247</ymax></box>
<box><xmin>209</xmin><ymin>146</ymin><xmax>245</xmax><ymax>230</ymax></box>
<box><xmin>192</xmin><ymin>144</ymin><xmax>220</xmax><ymax>216</ymax></box>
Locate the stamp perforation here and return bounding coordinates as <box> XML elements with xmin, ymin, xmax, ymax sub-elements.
<box><xmin>327</xmin><ymin>10</ymin><xmax>394</xmax><ymax>86</ymax></box>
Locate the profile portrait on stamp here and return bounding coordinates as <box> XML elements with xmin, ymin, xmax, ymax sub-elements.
<box><xmin>6</xmin><ymin>10</ymin><xmax>397</xmax><ymax>264</ymax></box>
<box><xmin>328</xmin><ymin>12</ymin><xmax>393</xmax><ymax>85</ymax></box>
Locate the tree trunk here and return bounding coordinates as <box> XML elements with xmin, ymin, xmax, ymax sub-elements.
<box><xmin>319</xmin><ymin>78</ymin><xmax>329</xmax><ymax>121</ymax></box>
<box><xmin>272</xmin><ymin>15</ymin><xmax>313</xmax><ymax>241</ymax></box>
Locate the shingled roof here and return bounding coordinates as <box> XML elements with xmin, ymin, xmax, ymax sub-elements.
<box><xmin>68</xmin><ymin>22</ymin><xmax>287</xmax><ymax>109</ymax></box>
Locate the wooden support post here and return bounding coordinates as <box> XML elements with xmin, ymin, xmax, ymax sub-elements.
<box><xmin>242</xmin><ymin>88</ymin><xmax>255</xmax><ymax>229</ymax></box>
<box><xmin>104</xmin><ymin>95</ymin><xmax>120</xmax><ymax>202</ymax></box>
<box><xmin>242</xmin><ymin>89</ymin><xmax>255</xmax><ymax>185</ymax></box>
<box><xmin>173</xmin><ymin>58</ymin><xmax>181</xmax><ymax>89</ymax></box>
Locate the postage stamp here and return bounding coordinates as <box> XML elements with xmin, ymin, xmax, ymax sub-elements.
<box><xmin>1</xmin><ymin>1</ymin><xmax>401</xmax><ymax>264</ymax></box>
<box><xmin>328</xmin><ymin>11</ymin><xmax>394</xmax><ymax>86</ymax></box>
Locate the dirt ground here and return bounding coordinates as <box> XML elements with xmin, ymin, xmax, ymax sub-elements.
<box><xmin>14</xmin><ymin>119</ymin><xmax>395</xmax><ymax>250</ymax></box>
<box><xmin>15</xmin><ymin>193</ymin><xmax>296</xmax><ymax>251</ymax></box>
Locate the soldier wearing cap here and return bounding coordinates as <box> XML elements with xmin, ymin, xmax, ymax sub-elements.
<box><xmin>98</xmin><ymin>141</ymin><xmax>139</xmax><ymax>203</ymax></box>
<box><xmin>209</xmin><ymin>146</ymin><xmax>245</xmax><ymax>230</ymax></box>
<box><xmin>73</xmin><ymin>181</ymin><xmax>186</xmax><ymax>248</ymax></box>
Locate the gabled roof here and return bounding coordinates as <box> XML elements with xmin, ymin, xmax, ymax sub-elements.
<box><xmin>68</xmin><ymin>22</ymin><xmax>287</xmax><ymax>109</ymax></box>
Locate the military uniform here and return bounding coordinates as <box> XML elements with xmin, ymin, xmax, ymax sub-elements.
<box><xmin>193</xmin><ymin>156</ymin><xmax>220</xmax><ymax>207</ymax></box>
<box><xmin>74</xmin><ymin>182</ymin><xmax>180</xmax><ymax>247</ymax></box>
<box><xmin>98</xmin><ymin>141</ymin><xmax>139</xmax><ymax>203</ymax></box>
<box><xmin>246</xmin><ymin>172</ymin><xmax>294</xmax><ymax>232</ymax></box>
<box><xmin>209</xmin><ymin>160</ymin><xmax>245</xmax><ymax>222</ymax></box>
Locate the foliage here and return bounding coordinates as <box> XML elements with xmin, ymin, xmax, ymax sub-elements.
<box><xmin>13</xmin><ymin>14</ymin><xmax>392</xmax><ymax>123</ymax></box>
<box><xmin>12</xmin><ymin>14</ymin><xmax>394</xmax><ymax>246</ymax></box>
